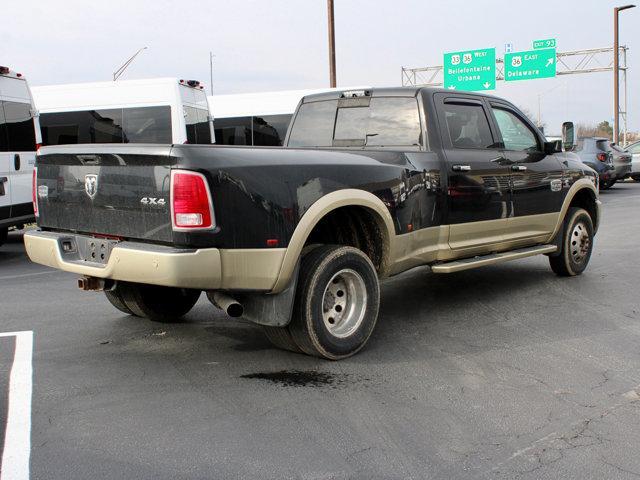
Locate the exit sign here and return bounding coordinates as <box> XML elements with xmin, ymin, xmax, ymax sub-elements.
<box><xmin>504</xmin><ymin>48</ymin><xmax>557</xmax><ymax>81</ymax></box>
<box><xmin>533</xmin><ymin>38</ymin><xmax>556</xmax><ymax>49</ymax></box>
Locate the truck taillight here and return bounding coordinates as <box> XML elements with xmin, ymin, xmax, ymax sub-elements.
<box><xmin>597</xmin><ymin>153</ymin><xmax>607</xmax><ymax>162</ymax></box>
<box><xmin>170</xmin><ymin>170</ymin><xmax>214</xmax><ymax>230</ymax></box>
<box><xmin>32</xmin><ymin>168</ymin><xmax>38</xmax><ymax>217</ymax></box>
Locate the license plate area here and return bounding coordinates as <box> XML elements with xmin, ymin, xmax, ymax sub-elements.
<box><xmin>57</xmin><ymin>235</ymin><xmax>119</xmax><ymax>266</ymax></box>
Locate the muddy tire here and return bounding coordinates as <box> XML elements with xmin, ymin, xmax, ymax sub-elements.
<box><xmin>119</xmin><ymin>282</ymin><xmax>200</xmax><ymax>322</ymax></box>
<box><xmin>262</xmin><ymin>325</ymin><xmax>302</xmax><ymax>353</ymax></box>
<box><xmin>104</xmin><ymin>285</ymin><xmax>135</xmax><ymax>315</ymax></box>
<box><xmin>549</xmin><ymin>207</ymin><xmax>594</xmax><ymax>277</ymax></box>
<box><xmin>288</xmin><ymin>245</ymin><xmax>380</xmax><ymax>360</ymax></box>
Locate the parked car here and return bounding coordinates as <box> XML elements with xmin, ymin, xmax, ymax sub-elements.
<box><xmin>574</xmin><ymin>137</ymin><xmax>631</xmax><ymax>189</ymax></box>
<box><xmin>0</xmin><ymin>65</ymin><xmax>41</xmax><ymax>246</ymax></box>
<box><xmin>610</xmin><ymin>142</ymin><xmax>633</xmax><ymax>182</ymax></box>
<box><xmin>25</xmin><ymin>87</ymin><xmax>600</xmax><ymax>359</ymax></box>
<box><xmin>627</xmin><ymin>140</ymin><xmax>640</xmax><ymax>181</ymax></box>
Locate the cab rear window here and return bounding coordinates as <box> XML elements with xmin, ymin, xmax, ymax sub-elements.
<box><xmin>288</xmin><ymin>97</ymin><xmax>421</xmax><ymax>148</ymax></box>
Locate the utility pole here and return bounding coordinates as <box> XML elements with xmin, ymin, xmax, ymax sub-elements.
<box><xmin>113</xmin><ymin>47</ymin><xmax>148</xmax><ymax>81</ymax></box>
<box><xmin>613</xmin><ymin>4</ymin><xmax>635</xmax><ymax>144</ymax></box>
<box><xmin>209</xmin><ymin>52</ymin><xmax>215</xmax><ymax>95</ymax></box>
<box><xmin>327</xmin><ymin>0</ymin><xmax>337</xmax><ymax>88</ymax></box>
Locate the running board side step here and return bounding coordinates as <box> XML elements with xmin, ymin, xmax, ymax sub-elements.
<box><xmin>431</xmin><ymin>245</ymin><xmax>557</xmax><ymax>274</ymax></box>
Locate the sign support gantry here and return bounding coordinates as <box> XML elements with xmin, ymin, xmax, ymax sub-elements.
<box><xmin>401</xmin><ymin>47</ymin><xmax>630</xmax><ymax>144</ymax></box>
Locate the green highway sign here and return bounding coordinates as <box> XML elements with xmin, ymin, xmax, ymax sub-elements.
<box><xmin>443</xmin><ymin>48</ymin><xmax>496</xmax><ymax>91</ymax></box>
<box><xmin>504</xmin><ymin>48</ymin><xmax>556</xmax><ymax>82</ymax></box>
<box><xmin>533</xmin><ymin>38</ymin><xmax>556</xmax><ymax>49</ymax></box>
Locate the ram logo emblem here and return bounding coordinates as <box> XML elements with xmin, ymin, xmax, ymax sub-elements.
<box><xmin>550</xmin><ymin>179</ymin><xmax>563</xmax><ymax>192</ymax></box>
<box><xmin>84</xmin><ymin>174</ymin><xmax>98</xmax><ymax>199</ymax></box>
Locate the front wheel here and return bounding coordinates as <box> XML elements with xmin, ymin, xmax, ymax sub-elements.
<box><xmin>549</xmin><ymin>207</ymin><xmax>594</xmax><ymax>277</ymax></box>
<box><xmin>119</xmin><ymin>283</ymin><xmax>200</xmax><ymax>322</ymax></box>
<box><xmin>288</xmin><ymin>245</ymin><xmax>380</xmax><ymax>360</ymax></box>
<box><xmin>0</xmin><ymin>228</ymin><xmax>7</xmax><ymax>247</ymax></box>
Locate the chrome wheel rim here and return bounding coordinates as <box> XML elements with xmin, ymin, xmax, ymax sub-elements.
<box><xmin>321</xmin><ymin>269</ymin><xmax>367</xmax><ymax>338</ymax></box>
<box><xmin>570</xmin><ymin>221</ymin><xmax>590</xmax><ymax>264</ymax></box>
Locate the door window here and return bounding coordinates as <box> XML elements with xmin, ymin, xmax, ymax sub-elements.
<box><xmin>2</xmin><ymin>101</ymin><xmax>37</xmax><ymax>151</ymax></box>
<box><xmin>441</xmin><ymin>102</ymin><xmax>495</xmax><ymax>149</ymax></box>
<box><xmin>492</xmin><ymin>108</ymin><xmax>539</xmax><ymax>152</ymax></box>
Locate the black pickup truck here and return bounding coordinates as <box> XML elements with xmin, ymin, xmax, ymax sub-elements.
<box><xmin>25</xmin><ymin>87</ymin><xmax>601</xmax><ymax>359</ymax></box>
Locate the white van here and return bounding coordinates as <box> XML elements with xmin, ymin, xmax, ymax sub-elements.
<box><xmin>210</xmin><ymin>87</ymin><xmax>369</xmax><ymax>146</ymax></box>
<box><xmin>0</xmin><ymin>65</ymin><xmax>41</xmax><ymax>245</ymax></box>
<box><xmin>32</xmin><ymin>78</ymin><xmax>213</xmax><ymax>146</ymax></box>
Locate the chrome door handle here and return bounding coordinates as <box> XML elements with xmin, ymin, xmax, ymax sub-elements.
<box><xmin>452</xmin><ymin>165</ymin><xmax>471</xmax><ymax>172</ymax></box>
<box><xmin>511</xmin><ymin>165</ymin><xmax>527</xmax><ymax>172</ymax></box>
<box><xmin>490</xmin><ymin>156</ymin><xmax>508</xmax><ymax>163</ymax></box>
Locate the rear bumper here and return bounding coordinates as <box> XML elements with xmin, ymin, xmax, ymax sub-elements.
<box><xmin>614</xmin><ymin>164</ymin><xmax>632</xmax><ymax>179</ymax></box>
<box><xmin>24</xmin><ymin>230</ymin><xmax>285</xmax><ymax>291</ymax></box>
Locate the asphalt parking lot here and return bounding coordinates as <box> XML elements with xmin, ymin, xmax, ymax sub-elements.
<box><xmin>2</xmin><ymin>183</ymin><xmax>640</xmax><ymax>480</ymax></box>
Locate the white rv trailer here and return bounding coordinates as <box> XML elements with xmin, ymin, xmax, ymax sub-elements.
<box><xmin>0</xmin><ymin>65</ymin><xmax>41</xmax><ymax>244</ymax></box>
<box><xmin>209</xmin><ymin>87</ymin><xmax>369</xmax><ymax>146</ymax></box>
<box><xmin>32</xmin><ymin>78</ymin><xmax>213</xmax><ymax>146</ymax></box>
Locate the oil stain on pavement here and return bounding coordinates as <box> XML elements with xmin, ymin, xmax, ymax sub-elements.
<box><xmin>241</xmin><ymin>370</ymin><xmax>350</xmax><ymax>388</ymax></box>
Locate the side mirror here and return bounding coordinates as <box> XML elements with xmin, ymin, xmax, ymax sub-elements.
<box><xmin>562</xmin><ymin>122</ymin><xmax>576</xmax><ymax>151</ymax></box>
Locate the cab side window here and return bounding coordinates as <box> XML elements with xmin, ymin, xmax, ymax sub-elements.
<box><xmin>442</xmin><ymin>103</ymin><xmax>495</xmax><ymax>149</ymax></box>
<box><xmin>492</xmin><ymin>108</ymin><xmax>539</xmax><ymax>152</ymax></box>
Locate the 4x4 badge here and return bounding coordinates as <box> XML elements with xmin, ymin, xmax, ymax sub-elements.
<box><xmin>85</xmin><ymin>174</ymin><xmax>98</xmax><ymax>199</ymax></box>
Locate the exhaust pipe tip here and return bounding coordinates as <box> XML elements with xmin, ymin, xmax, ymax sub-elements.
<box><xmin>208</xmin><ymin>291</ymin><xmax>244</xmax><ymax>318</ymax></box>
<box><xmin>77</xmin><ymin>276</ymin><xmax>113</xmax><ymax>291</ymax></box>
<box><xmin>226</xmin><ymin>302</ymin><xmax>244</xmax><ymax>318</ymax></box>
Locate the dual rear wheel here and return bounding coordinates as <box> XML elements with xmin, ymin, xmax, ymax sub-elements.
<box><xmin>104</xmin><ymin>282</ymin><xmax>200</xmax><ymax>323</ymax></box>
<box><xmin>264</xmin><ymin>245</ymin><xmax>380</xmax><ymax>360</ymax></box>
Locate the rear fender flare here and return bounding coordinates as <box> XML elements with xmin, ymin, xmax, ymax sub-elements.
<box><xmin>271</xmin><ymin>189</ymin><xmax>395</xmax><ymax>293</ymax></box>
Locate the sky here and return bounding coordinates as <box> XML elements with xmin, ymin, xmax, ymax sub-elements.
<box><xmin>1</xmin><ymin>0</ymin><xmax>638</xmax><ymax>136</ymax></box>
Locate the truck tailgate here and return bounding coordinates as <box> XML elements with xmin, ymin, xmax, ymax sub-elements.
<box><xmin>36</xmin><ymin>145</ymin><xmax>176</xmax><ymax>243</ymax></box>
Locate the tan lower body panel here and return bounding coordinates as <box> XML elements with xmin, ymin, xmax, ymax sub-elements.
<box><xmin>448</xmin><ymin>218</ymin><xmax>507</xmax><ymax>250</ymax></box>
<box><xmin>504</xmin><ymin>212</ymin><xmax>559</xmax><ymax>242</ymax></box>
<box><xmin>24</xmin><ymin>230</ymin><xmax>285</xmax><ymax>291</ymax></box>
<box><xmin>388</xmin><ymin>213</ymin><xmax>559</xmax><ymax>273</ymax></box>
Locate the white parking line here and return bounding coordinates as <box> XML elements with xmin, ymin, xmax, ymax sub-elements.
<box><xmin>0</xmin><ymin>331</ymin><xmax>33</xmax><ymax>480</ymax></box>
